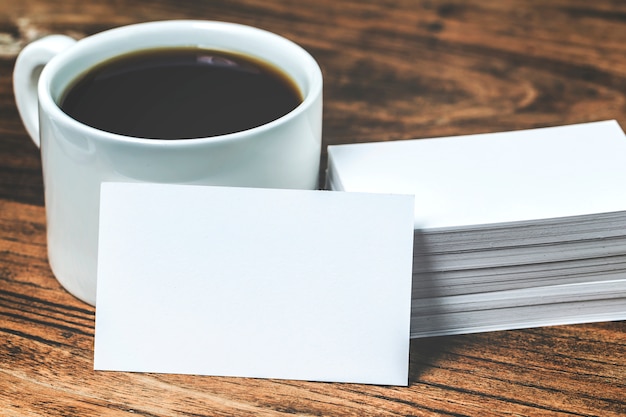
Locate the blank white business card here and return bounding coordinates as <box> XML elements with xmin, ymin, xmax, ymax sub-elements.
<box><xmin>94</xmin><ymin>183</ymin><xmax>414</xmax><ymax>385</ymax></box>
<box><xmin>327</xmin><ymin>120</ymin><xmax>626</xmax><ymax>229</ymax></box>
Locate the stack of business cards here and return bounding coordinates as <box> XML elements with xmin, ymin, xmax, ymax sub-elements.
<box><xmin>327</xmin><ymin>120</ymin><xmax>626</xmax><ymax>337</ymax></box>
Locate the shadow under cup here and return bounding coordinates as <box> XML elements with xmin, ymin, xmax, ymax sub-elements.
<box><xmin>34</xmin><ymin>20</ymin><xmax>323</xmax><ymax>305</ymax></box>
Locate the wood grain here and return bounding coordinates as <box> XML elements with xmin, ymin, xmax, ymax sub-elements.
<box><xmin>1</xmin><ymin>0</ymin><xmax>625</xmax><ymax>415</ymax></box>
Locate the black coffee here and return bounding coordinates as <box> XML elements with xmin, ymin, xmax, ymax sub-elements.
<box><xmin>60</xmin><ymin>47</ymin><xmax>302</xmax><ymax>139</ymax></box>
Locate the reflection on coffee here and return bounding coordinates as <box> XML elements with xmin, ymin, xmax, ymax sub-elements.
<box><xmin>60</xmin><ymin>47</ymin><xmax>303</xmax><ymax>139</ymax></box>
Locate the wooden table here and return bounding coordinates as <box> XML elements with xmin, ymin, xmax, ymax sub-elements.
<box><xmin>1</xmin><ymin>1</ymin><xmax>625</xmax><ymax>415</ymax></box>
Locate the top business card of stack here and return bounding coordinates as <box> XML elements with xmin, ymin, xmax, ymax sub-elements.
<box><xmin>327</xmin><ymin>120</ymin><xmax>626</xmax><ymax>229</ymax></box>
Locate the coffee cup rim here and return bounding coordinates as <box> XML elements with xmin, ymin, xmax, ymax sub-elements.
<box><xmin>38</xmin><ymin>20</ymin><xmax>323</xmax><ymax>146</ymax></box>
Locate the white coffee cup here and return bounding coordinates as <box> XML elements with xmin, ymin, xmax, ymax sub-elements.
<box><xmin>13</xmin><ymin>20</ymin><xmax>323</xmax><ymax>305</ymax></box>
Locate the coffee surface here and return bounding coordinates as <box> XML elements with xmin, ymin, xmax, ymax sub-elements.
<box><xmin>60</xmin><ymin>48</ymin><xmax>302</xmax><ymax>139</ymax></box>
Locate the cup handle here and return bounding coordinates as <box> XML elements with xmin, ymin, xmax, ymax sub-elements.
<box><xmin>13</xmin><ymin>35</ymin><xmax>76</xmax><ymax>148</ymax></box>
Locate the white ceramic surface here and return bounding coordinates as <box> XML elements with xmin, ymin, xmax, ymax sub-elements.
<box><xmin>13</xmin><ymin>20</ymin><xmax>323</xmax><ymax>305</ymax></box>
